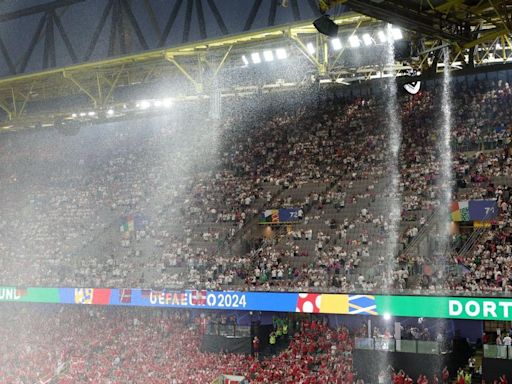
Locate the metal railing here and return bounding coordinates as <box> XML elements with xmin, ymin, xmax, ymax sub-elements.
<box><xmin>355</xmin><ymin>337</ymin><xmax>444</xmax><ymax>355</ymax></box>
<box><xmin>483</xmin><ymin>344</ymin><xmax>512</xmax><ymax>360</ymax></box>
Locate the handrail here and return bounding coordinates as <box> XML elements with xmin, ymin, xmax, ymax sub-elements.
<box><xmin>400</xmin><ymin>206</ymin><xmax>438</xmax><ymax>258</ymax></box>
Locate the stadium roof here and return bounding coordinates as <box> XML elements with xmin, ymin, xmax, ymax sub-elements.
<box><xmin>0</xmin><ymin>0</ymin><xmax>511</xmax><ymax>130</ymax></box>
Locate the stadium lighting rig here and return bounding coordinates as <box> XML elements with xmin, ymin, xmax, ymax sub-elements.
<box><xmin>241</xmin><ymin>48</ymin><xmax>288</xmax><ymax>66</ymax></box>
<box><xmin>331</xmin><ymin>38</ymin><xmax>342</xmax><ymax>50</ymax></box>
<box><xmin>263</xmin><ymin>50</ymin><xmax>274</xmax><ymax>62</ymax></box>
<box><xmin>348</xmin><ymin>35</ymin><xmax>361</xmax><ymax>48</ymax></box>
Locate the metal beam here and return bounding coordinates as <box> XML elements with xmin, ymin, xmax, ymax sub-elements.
<box><xmin>0</xmin><ymin>0</ymin><xmax>86</xmax><ymax>23</ymax></box>
<box><xmin>52</xmin><ymin>10</ymin><xmax>78</xmax><ymax>63</ymax></box>
<box><xmin>462</xmin><ymin>27</ymin><xmax>506</xmax><ymax>49</ymax></box>
<box><xmin>244</xmin><ymin>0</ymin><xmax>263</xmax><ymax>31</ymax></box>
<box><xmin>183</xmin><ymin>0</ymin><xmax>194</xmax><ymax>43</ymax></box>
<box><xmin>345</xmin><ymin>0</ymin><xmax>470</xmax><ymax>43</ymax></box>
<box><xmin>102</xmin><ymin>64</ymin><xmax>124</xmax><ymax>106</ymax></box>
<box><xmin>206</xmin><ymin>0</ymin><xmax>228</xmax><ymax>35</ymax></box>
<box><xmin>43</xmin><ymin>11</ymin><xmax>56</xmax><ymax>69</ymax></box>
<box><xmin>0</xmin><ymin>35</ymin><xmax>16</xmax><ymax>74</ymax></box>
<box><xmin>108</xmin><ymin>0</ymin><xmax>120</xmax><ymax>56</ymax></box>
<box><xmin>19</xmin><ymin>13</ymin><xmax>47</xmax><ymax>73</ymax></box>
<box><xmin>121</xmin><ymin>0</ymin><xmax>149</xmax><ymax>50</ymax></box>
<box><xmin>84</xmin><ymin>0</ymin><xmax>113</xmax><ymax>61</ymax></box>
<box><xmin>196</xmin><ymin>0</ymin><xmax>207</xmax><ymax>40</ymax></box>
<box><xmin>165</xmin><ymin>54</ymin><xmax>202</xmax><ymax>92</ymax></box>
<box><xmin>213</xmin><ymin>45</ymin><xmax>232</xmax><ymax>77</ymax></box>
<box><xmin>143</xmin><ymin>0</ymin><xmax>162</xmax><ymax>38</ymax></box>
<box><xmin>290</xmin><ymin>0</ymin><xmax>301</xmax><ymax>21</ymax></box>
<box><xmin>63</xmin><ymin>71</ymin><xmax>98</xmax><ymax>106</ymax></box>
<box><xmin>268</xmin><ymin>0</ymin><xmax>278</xmax><ymax>26</ymax></box>
<box><xmin>159</xmin><ymin>0</ymin><xmax>184</xmax><ymax>47</ymax></box>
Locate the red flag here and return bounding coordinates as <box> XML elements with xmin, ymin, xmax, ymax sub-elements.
<box><xmin>191</xmin><ymin>290</ymin><xmax>207</xmax><ymax>305</ymax></box>
<box><xmin>91</xmin><ymin>289</ymin><xmax>111</xmax><ymax>305</ymax></box>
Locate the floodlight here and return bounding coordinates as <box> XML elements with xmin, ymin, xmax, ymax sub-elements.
<box><xmin>377</xmin><ymin>30</ymin><xmax>387</xmax><ymax>43</ymax></box>
<box><xmin>107</xmin><ymin>109</ymin><xmax>114</xmax><ymax>116</ymax></box>
<box><xmin>251</xmin><ymin>52</ymin><xmax>261</xmax><ymax>64</ymax></box>
<box><xmin>275</xmin><ymin>48</ymin><xmax>287</xmax><ymax>60</ymax></box>
<box><xmin>139</xmin><ymin>100</ymin><xmax>151</xmax><ymax>109</ymax></box>
<box><xmin>241</xmin><ymin>55</ymin><xmax>249</xmax><ymax>65</ymax></box>
<box><xmin>362</xmin><ymin>33</ymin><xmax>373</xmax><ymax>46</ymax></box>
<box><xmin>392</xmin><ymin>28</ymin><xmax>403</xmax><ymax>41</ymax></box>
<box><xmin>263</xmin><ymin>50</ymin><xmax>274</xmax><ymax>62</ymax></box>
<box><xmin>331</xmin><ymin>38</ymin><xmax>342</xmax><ymax>50</ymax></box>
<box><xmin>348</xmin><ymin>35</ymin><xmax>361</xmax><ymax>48</ymax></box>
<box><xmin>306</xmin><ymin>42</ymin><xmax>315</xmax><ymax>54</ymax></box>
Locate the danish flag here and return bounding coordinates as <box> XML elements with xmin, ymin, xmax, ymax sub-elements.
<box><xmin>190</xmin><ymin>290</ymin><xmax>207</xmax><ymax>305</ymax></box>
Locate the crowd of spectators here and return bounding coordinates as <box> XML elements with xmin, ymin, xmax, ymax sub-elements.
<box><xmin>0</xmin><ymin>304</ymin><xmax>356</xmax><ymax>384</ymax></box>
<box><xmin>0</xmin><ymin>76</ymin><xmax>510</xmax><ymax>294</ymax></box>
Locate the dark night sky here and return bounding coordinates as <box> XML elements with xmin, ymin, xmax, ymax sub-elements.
<box><xmin>0</xmin><ymin>0</ymin><xmax>325</xmax><ymax>75</ymax></box>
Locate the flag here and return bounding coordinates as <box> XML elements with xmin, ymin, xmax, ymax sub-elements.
<box><xmin>348</xmin><ymin>295</ymin><xmax>377</xmax><ymax>315</ymax></box>
<box><xmin>91</xmin><ymin>289</ymin><xmax>111</xmax><ymax>305</ymax></box>
<box><xmin>74</xmin><ymin>288</ymin><xmax>111</xmax><ymax>305</ymax></box>
<box><xmin>120</xmin><ymin>215</ymin><xmax>135</xmax><ymax>232</ymax></box>
<box><xmin>119</xmin><ymin>289</ymin><xmax>132</xmax><ymax>304</ymax></box>
<box><xmin>451</xmin><ymin>201</ymin><xmax>469</xmax><ymax>221</ymax></box>
<box><xmin>190</xmin><ymin>290</ymin><xmax>207</xmax><ymax>305</ymax></box>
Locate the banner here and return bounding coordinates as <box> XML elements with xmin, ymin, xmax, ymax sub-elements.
<box><xmin>451</xmin><ymin>199</ymin><xmax>497</xmax><ymax>221</ymax></box>
<box><xmin>259</xmin><ymin>208</ymin><xmax>301</xmax><ymax>224</ymax></box>
<box><xmin>0</xmin><ymin>287</ymin><xmax>59</xmax><ymax>303</ymax></box>
<box><xmin>3</xmin><ymin>287</ymin><xmax>512</xmax><ymax>321</ymax></box>
<box><xmin>119</xmin><ymin>213</ymin><xmax>148</xmax><ymax>233</ymax></box>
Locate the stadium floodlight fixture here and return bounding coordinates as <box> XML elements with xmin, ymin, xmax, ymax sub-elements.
<box><xmin>377</xmin><ymin>30</ymin><xmax>387</xmax><ymax>43</ymax></box>
<box><xmin>107</xmin><ymin>109</ymin><xmax>114</xmax><ymax>116</ymax></box>
<box><xmin>79</xmin><ymin>112</ymin><xmax>86</xmax><ymax>117</ymax></box>
<box><xmin>392</xmin><ymin>27</ymin><xmax>403</xmax><ymax>41</ymax></box>
<box><xmin>162</xmin><ymin>98</ymin><xmax>173</xmax><ymax>108</ymax></box>
<box><xmin>331</xmin><ymin>38</ymin><xmax>342</xmax><ymax>51</ymax></box>
<box><xmin>139</xmin><ymin>100</ymin><xmax>151</xmax><ymax>109</ymax></box>
<box><xmin>241</xmin><ymin>55</ymin><xmax>249</xmax><ymax>66</ymax></box>
<box><xmin>251</xmin><ymin>52</ymin><xmax>261</xmax><ymax>64</ymax></box>
<box><xmin>306</xmin><ymin>42</ymin><xmax>316</xmax><ymax>54</ymax></box>
<box><xmin>88</xmin><ymin>111</ymin><xmax>96</xmax><ymax>116</ymax></box>
<box><xmin>383</xmin><ymin>313</ymin><xmax>392</xmax><ymax>321</ymax></box>
<box><xmin>263</xmin><ymin>50</ymin><xmax>274</xmax><ymax>62</ymax></box>
<box><xmin>348</xmin><ymin>35</ymin><xmax>361</xmax><ymax>48</ymax></box>
<box><xmin>275</xmin><ymin>48</ymin><xmax>287</xmax><ymax>60</ymax></box>
<box><xmin>71</xmin><ymin>113</ymin><xmax>77</xmax><ymax>118</ymax></box>
<box><xmin>362</xmin><ymin>33</ymin><xmax>373</xmax><ymax>46</ymax></box>
<box><xmin>154</xmin><ymin>100</ymin><xmax>162</xmax><ymax>107</ymax></box>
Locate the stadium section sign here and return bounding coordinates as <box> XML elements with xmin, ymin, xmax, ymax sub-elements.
<box><xmin>2</xmin><ymin>287</ymin><xmax>512</xmax><ymax>320</ymax></box>
<box><xmin>259</xmin><ymin>208</ymin><xmax>302</xmax><ymax>224</ymax></box>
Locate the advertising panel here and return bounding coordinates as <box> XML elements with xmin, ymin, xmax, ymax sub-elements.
<box><xmin>259</xmin><ymin>208</ymin><xmax>301</xmax><ymax>224</ymax></box>
<box><xmin>3</xmin><ymin>287</ymin><xmax>512</xmax><ymax>321</ymax></box>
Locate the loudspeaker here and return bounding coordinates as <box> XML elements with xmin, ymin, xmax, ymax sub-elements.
<box><xmin>313</xmin><ymin>15</ymin><xmax>338</xmax><ymax>37</ymax></box>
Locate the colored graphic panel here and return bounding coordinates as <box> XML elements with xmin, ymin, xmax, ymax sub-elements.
<box><xmin>2</xmin><ymin>287</ymin><xmax>512</xmax><ymax>321</ymax></box>
<box><xmin>0</xmin><ymin>287</ymin><xmax>59</xmax><ymax>303</ymax></box>
<box><xmin>349</xmin><ymin>295</ymin><xmax>377</xmax><ymax>315</ymax></box>
<box><xmin>375</xmin><ymin>296</ymin><xmax>512</xmax><ymax>321</ymax></box>
<box><xmin>259</xmin><ymin>208</ymin><xmax>301</xmax><ymax>224</ymax></box>
<box><xmin>451</xmin><ymin>199</ymin><xmax>497</xmax><ymax>221</ymax></box>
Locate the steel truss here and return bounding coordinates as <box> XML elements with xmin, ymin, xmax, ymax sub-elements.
<box><xmin>0</xmin><ymin>1</ymin><xmax>511</xmax><ymax>129</ymax></box>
